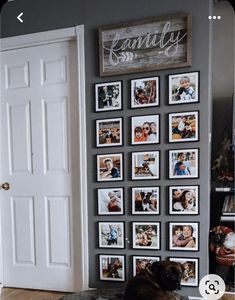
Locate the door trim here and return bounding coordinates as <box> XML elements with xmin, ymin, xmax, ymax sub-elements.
<box><xmin>0</xmin><ymin>25</ymin><xmax>89</xmax><ymax>291</ymax></box>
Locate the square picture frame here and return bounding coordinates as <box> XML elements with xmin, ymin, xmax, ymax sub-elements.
<box><xmin>131</xmin><ymin>76</ymin><xmax>160</xmax><ymax>108</ymax></box>
<box><xmin>132</xmin><ymin>151</ymin><xmax>160</xmax><ymax>180</ymax></box>
<box><xmin>99</xmin><ymin>254</ymin><xmax>125</xmax><ymax>281</ymax></box>
<box><xmin>96</xmin><ymin>117</ymin><xmax>123</xmax><ymax>147</ymax></box>
<box><xmin>168</xmin><ymin>111</ymin><xmax>199</xmax><ymax>143</ymax></box>
<box><xmin>97</xmin><ymin>153</ymin><xmax>123</xmax><ymax>182</ymax></box>
<box><xmin>168</xmin><ymin>71</ymin><xmax>199</xmax><ymax>105</ymax></box>
<box><xmin>132</xmin><ymin>187</ymin><xmax>160</xmax><ymax>215</ymax></box>
<box><xmin>131</xmin><ymin>114</ymin><xmax>160</xmax><ymax>145</ymax></box>
<box><xmin>169</xmin><ymin>148</ymin><xmax>199</xmax><ymax>179</ymax></box>
<box><xmin>97</xmin><ymin>187</ymin><xmax>124</xmax><ymax>215</ymax></box>
<box><xmin>132</xmin><ymin>256</ymin><xmax>161</xmax><ymax>276</ymax></box>
<box><xmin>169</xmin><ymin>222</ymin><xmax>199</xmax><ymax>251</ymax></box>
<box><xmin>95</xmin><ymin>81</ymin><xmax>122</xmax><ymax>112</ymax></box>
<box><xmin>169</xmin><ymin>257</ymin><xmax>199</xmax><ymax>286</ymax></box>
<box><xmin>98</xmin><ymin>221</ymin><xmax>125</xmax><ymax>249</ymax></box>
<box><xmin>168</xmin><ymin>185</ymin><xmax>199</xmax><ymax>215</ymax></box>
<box><xmin>132</xmin><ymin>222</ymin><xmax>160</xmax><ymax>250</ymax></box>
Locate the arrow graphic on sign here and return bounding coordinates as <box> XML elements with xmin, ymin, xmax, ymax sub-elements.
<box><xmin>17</xmin><ymin>12</ymin><xmax>23</xmax><ymax>23</ymax></box>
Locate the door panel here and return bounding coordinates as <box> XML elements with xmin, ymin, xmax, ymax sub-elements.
<box><xmin>1</xmin><ymin>40</ymin><xmax>81</xmax><ymax>291</ymax></box>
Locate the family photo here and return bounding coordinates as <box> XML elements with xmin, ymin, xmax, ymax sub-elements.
<box><xmin>96</xmin><ymin>118</ymin><xmax>122</xmax><ymax>147</ymax></box>
<box><xmin>132</xmin><ymin>187</ymin><xmax>160</xmax><ymax>214</ymax></box>
<box><xmin>99</xmin><ymin>255</ymin><xmax>125</xmax><ymax>281</ymax></box>
<box><xmin>131</xmin><ymin>115</ymin><xmax>160</xmax><ymax>144</ymax></box>
<box><xmin>98</xmin><ymin>222</ymin><xmax>124</xmax><ymax>248</ymax></box>
<box><xmin>131</xmin><ymin>77</ymin><xmax>159</xmax><ymax>108</ymax></box>
<box><xmin>169</xmin><ymin>222</ymin><xmax>199</xmax><ymax>251</ymax></box>
<box><xmin>169</xmin><ymin>258</ymin><xmax>199</xmax><ymax>286</ymax></box>
<box><xmin>133</xmin><ymin>256</ymin><xmax>160</xmax><ymax>276</ymax></box>
<box><xmin>169</xmin><ymin>111</ymin><xmax>199</xmax><ymax>142</ymax></box>
<box><xmin>169</xmin><ymin>186</ymin><xmax>199</xmax><ymax>215</ymax></box>
<box><xmin>95</xmin><ymin>81</ymin><xmax>122</xmax><ymax>111</ymax></box>
<box><xmin>169</xmin><ymin>149</ymin><xmax>199</xmax><ymax>179</ymax></box>
<box><xmin>97</xmin><ymin>188</ymin><xmax>124</xmax><ymax>215</ymax></box>
<box><xmin>168</xmin><ymin>72</ymin><xmax>199</xmax><ymax>105</ymax></box>
<box><xmin>132</xmin><ymin>151</ymin><xmax>160</xmax><ymax>180</ymax></box>
<box><xmin>97</xmin><ymin>153</ymin><xmax>123</xmax><ymax>181</ymax></box>
<box><xmin>132</xmin><ymin>222</ymin><xmax>160</xmax><ymax>249</ymax></box>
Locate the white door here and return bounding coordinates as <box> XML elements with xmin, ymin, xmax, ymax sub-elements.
<box><xmin>0</xmin><ymin>35</ymin><xmax>87</xmax><ymax>291</ymax></box>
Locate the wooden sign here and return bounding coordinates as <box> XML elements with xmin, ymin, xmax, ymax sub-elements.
<box><xmin>99</xmin><ymin>13</ymin><xmax>192</xmax><ymax>76</ymax></box>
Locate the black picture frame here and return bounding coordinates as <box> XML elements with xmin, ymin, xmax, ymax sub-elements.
<box><xmin>96</xmin><ymin>117</ymin><xmax>123</xmax><ymax>147</ymax></box>
<box><xmin>131</xmin><ymin>151</ymin><xmax>160</xmax><ymax>180</ymax></box>
<box><xmin>95</xmin><ymin>80</ymin><xmax>122</xmax><ymax>112</ymax></box>
<box><xmin>168</xmin><ymin>257</ymin><xmax>199</xmax><ymax>286</ymax></box>
<box><xmin>168</xmin><ymin>185</ymin><xmax>199</xmax><ymax>215</ymax></box>
<box><xmin>168</xmin><ymin>222</ymin><xmax>199</xmax><ymax>251</ymax></box>
<box><xmin>132</xmin><ymin>221</ymin><xmax>161</xmax><ymax>250</ymax></box>
<box><xmin>99</xmin><ymin>254</ymin><xmax>126</xmax><ymax>282</ymax></box>
<box><xmin>168</xmin><ymin>71</ymin><xmax>200</xmax><ymax>105</ymax></box>
<box><xmin>97</xmin><ymin>187</ymin><xmax>124</xmax><ymax>215</ymax></box>
<box><xmin>98</xmin><ymin>221</ymin><xmax>125</xmax><ymax>249</ymax></box>
<box><xmin>131</xmin><ymin>114</ymin><xmax>160</xmax><ymax>145</ymax></box>
<box><xmin>168</xmin><ymin>148</ymin><xmax>199</xmax><ymax>179</ymax></box>
<box><xmin>131</xmin><ymin>186</ymin><xmax>160</xmax><ymax>215</ymax></box>
<box><xmin>97</xmin><ymin>153</ymin><xmax>124</xmax><ymax>182</ymax></box>
<box><xmin>130</xmin><ymin>76</ymin><xmax>160</xmax><ymax>108</ymax></box>
<box><xmin>168</xmin><ymin>111</ymin><xmax>199</xmax><ymax>143</ymax></box>
<box><xmin>132</xmin><ymin>255</ymin><xmax>161</xmax><ymax>276</ymax></box>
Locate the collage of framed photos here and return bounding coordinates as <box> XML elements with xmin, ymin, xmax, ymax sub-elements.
<box><xmin>95</xmin><ymin>71</ymin><xmax>200</xmax><ymax>286</ymax></box>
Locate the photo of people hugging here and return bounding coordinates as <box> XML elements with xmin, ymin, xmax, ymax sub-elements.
<box><xmin>169</xmin><ymin>222</ymin><xmax>199</xmax><ymax>251</ymax></box>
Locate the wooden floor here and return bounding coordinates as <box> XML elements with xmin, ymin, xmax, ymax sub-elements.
<box><xmin>0</xmin><ymin>288</ymin><xmax>69</xmax><ymax>300</ymax></box>
<box><xmin>0</xmin><ymin>288</ymin><xmax>234</xmax><ymax>300</ymax></box>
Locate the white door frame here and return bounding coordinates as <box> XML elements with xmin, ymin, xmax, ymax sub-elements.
<box><xmin>0</xmin><ymin>25</ymin><xmax>89</xmax><ymax>291</ymax></box>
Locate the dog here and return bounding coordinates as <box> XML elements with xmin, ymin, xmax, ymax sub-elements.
<box><xmin>124</xmin><ymin>261</ymin><xmax>188</xmax><ymax>300</ymax></box>
<box><xmin>135</xmin><ymin>162</ymin><xmax>154</xmax><ymax>176</ymax></box>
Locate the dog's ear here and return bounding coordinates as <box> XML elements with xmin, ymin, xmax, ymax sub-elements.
<box><xmin>150</xmin><ymin>261</ymin><xmax>161</xmax><ymax>274</ymax></box>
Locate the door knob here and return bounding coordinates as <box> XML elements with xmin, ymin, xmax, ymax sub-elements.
<box><xmin>1</xmin><ymin>182</ymin><xmax>10</xmax><ymax>190</ymax></box>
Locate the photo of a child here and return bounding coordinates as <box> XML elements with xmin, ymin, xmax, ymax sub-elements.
<box><xmin>169</xmin><ymin>185</ymin><xmax>199</xmax><ymax>215</ymax></box>
<box><xmin>97</xmin><ymin>188</ymin><xmax>123</xmax><ymax>215</ymax></box>
<box><xmin>169</xmin><ymin>149</ymin><xmax>199</xmax><ymax>179</ymax></box>
<box><xmin>131</xmin><ymin>115</ymin><xmax>160</xmax><ymax>145</ymax></box>
<box><xmin>168</xmin><ymin>72</ymin><xmax>199</xmax><ymax>105</ymax></box>
<box><xmin>131</xmin><ymin>77</ymin><xmax>159</xmax><ymax>108</ymax></box>
<box><xmin>169</xmin><ymin>222</ymin><xmax>199</xmax><ymax>251</ymax></box>
<box><xmin>169</xmin><ymin>257</ymin><xmax>199</xmax><ymax>286</ymax></box>
<box><xmin>169</xmin><ymin>111</ymin><xmax>199</xmax><ymax>142</ymax></box>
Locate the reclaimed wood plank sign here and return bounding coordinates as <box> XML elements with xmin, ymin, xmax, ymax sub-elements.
<box><xmin>99</xmin><ymin>13</ymin><xmax>192</xmax><ymax>76</ymax></box>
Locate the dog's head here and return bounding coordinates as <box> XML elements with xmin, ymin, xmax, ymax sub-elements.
<box><xmin>150</xmin><ymin>261</ymin><xmax>183</xmax><ymax>291</ymax></box>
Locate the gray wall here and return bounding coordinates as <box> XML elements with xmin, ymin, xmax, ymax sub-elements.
<box><xmin>212</xmin><ymin>1</ymin><xmax>234</xmax><ymax>161</ymax></box>
<box><xmin>1</xmin><ymin>0</ymin><xmax>215</xmax><ymax>297</ymax></box>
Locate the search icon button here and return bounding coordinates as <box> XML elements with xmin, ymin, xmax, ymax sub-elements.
<box><xmin>199</xmin><ymin>274</ymin><xmax>225</xmax><ymax>299</ymax></box>
<box><xmin>209</xmin><ymin>283</ymin><xmax>216</xmax><ymax>291</ymax></box>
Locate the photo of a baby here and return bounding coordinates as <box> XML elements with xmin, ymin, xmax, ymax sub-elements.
<box><xmin>97</xmin><ymin>188</ymin><xmax>123</xmax><ymax>215</ymax></box>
